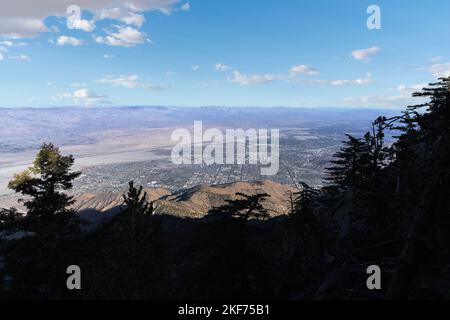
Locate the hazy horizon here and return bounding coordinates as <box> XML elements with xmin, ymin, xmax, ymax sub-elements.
<box><xmin>0</xmin><ymin>104</ymin><xmax>415</xmax><ymax>111</ymax></box>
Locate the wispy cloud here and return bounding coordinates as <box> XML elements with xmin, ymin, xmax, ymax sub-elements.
<box><xmin>68</xmin><ymin>16</ymin><xmax>96</xmax><ymax>32</ymax></box>
<box><xmin>10</xmin><ymin>54</ymin><xmax>31</xmax><ymax>61</ymax></box>
<box><xmin>97</xmin><ymin>74</ymin><xmax>141</xmax><ymax>88</ymax></box>
<box><xmin>215</xmin><ymin>63</ymin><xmax>232</xmax><ymax>72</ymax></box>
<box><xmin>99</xmin><ymin>7</ymin><xmax>145</xmax><ymax>27</ymax></box>
<box><xmin>228</xmin><ymin>64</ymin><xmax>320</xmax><ymax>86</ymax></box>
<box><xmin>229</xmin><ymin>70</ymin><xmax>282</xmax><ymax>85</ymax></box>
<box><xmin>95</xmin><ymin>26</ymin><xmax>150</xmax><ymax>47</ymax></box>
<box><xmin>344</xmin><ymin>82</ymin><xmax>428</xmax><ymax>108</ymax></box>
<box><xmin>331</xmin><ymin>73</ymin><xmax>375</xmax><ymax>86</ymax></box>
<box><xmin>351</xmin><ymin>46</ymin><xmax>380</xmax><ymax>62</ymax></box>
<box><xmin>57</xmin><ymin>36</ymin><xmax>84</xmax><ymax>46</ymax></box>
<box><xmin>53</xmin><ymin>89</ymin><xmax>111</xmax><ymax>105</ymax></box>
<box><xmin>181</xmin><ymin>2</ymin><xmax>191</xmax><ymax>12</ymax></box>
<box><xmin>289</xmin><ymin>65</ymin><xmax>319</xmax><ymax>76</ymax></box>
<box><xmin>97</xmin><ymin>74</ymin><xmax>172</xmax><ymax>90</ymax></box>
<box><xmin>418</xmin><ymin>63</ymin><xmax>450</xmax><ymax>78</ymax></box>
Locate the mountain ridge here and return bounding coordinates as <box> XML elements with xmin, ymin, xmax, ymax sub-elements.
<box><xmin>73</xmin><ymin>180</ymin><xmax>298</xmax><ymax>221</ymax></box>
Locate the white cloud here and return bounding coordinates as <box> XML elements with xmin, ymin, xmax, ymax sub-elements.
<box><xmin>0</xmin><ymin>41</ymin><xmax>32</xmax><ymax>60</ymax></box>
<box><xmin>215</xmin><ymin>63</ymin><xmax>231</xmax><ymax>72</ymax></box>
<box><xmin>0</xmin><ymin>1</ymin><xmax>181</xmax><ymax>38</ymax></box>
<box><xmin>99</xmin><ymin>7</ymin><xmax>145</xmax><ymax>27</ymax></box>
<box><xmin>166</xmin><ymin>71</ymin><xmax>176</xmax><ymax>77</ymax></box>
<box><xmin>97</xmin><ymin>74</ymin><xmax>172</xmax><ymax>90</ymax></box>
<box><xmin>344</xmin><ymin>95</ymin><xmax>411</xmax><ymax>108</ymax></box>
<box><xmin>397</xmin><ymin>83</ymin><xmax>428</xmax><ymax>94</ymax></box>
<box><xmin>0</xmin><ymin>41</ymin><xmax>14</xmax><ymax>47</ymax></box>
<box><xmin>331</xmin><ymin>73</ymin><xmax>375</xmax><ymax>86</ymax></box>
<box><xmin>52</xmin><ymin>89</ymin><xmax>110</xmax><ymax>105</ymax></box>
<box><xmin>0</xmin><ymin>40</ymin><xmax>28</xmax><ymax>53</ymax></box>
<box><xmin>289</xmin><ymin>65</ymin><xmax>319</xmax><ymax>76</ymax></box>
<box><xmin>301</xmin><ymin>79</ymin><xmax>328</xmax><ymax>85</ymax></box>
<box><xmin>229</xmin><ymin>70</ymin><xmax>280</xmax><ymax>85</ymax></box>
<box><xmin>121</xmin><ymin>12</ymin><xmax>145</xmax><ymax>26</ymax></box>
<box><xmin>124</xmin><ymin>0</ymin><xmax>180</xmax><ymax>15</ymax></box>
<box><xmin>67</xmin><ymin>8</ymin><xmax>96</xmax><ymax>32</ymax></box>
<box><xmin>73</xmin><ymin>89</ymin><xmax>111</xmax><ymax>105</ymax></box>
<box><xmin>344</xmin><ymin>82</ymin><xmax>428</xmax><ymax>108</ymax></box>
<box><xmin>97</xmin><ymin>74</ymin><xmax>141</xmax><ymax>88</ymax></box>
<box><xmin>68</xmin><ymin>18</ymin><xmax>95</xmax><ymax>32</ymax></box>
<box><xmin>0</xmin><ymin>53</ymin><xmax>3</xmax><ymax>61</ymax></box>
<box><xmin>0</xmin><ymin>18</ymin><xmax>50</xmax><ymax>38</ymax></box>
<box><xmin>95</xmin><ymin>26</ymin><xmax>150</xmax><ymax>47</ymax></box>
<box><xmin>351</xmin><ymin>46</ymin><xmax>380</xmax><ymax>62</ymax></box>
<box><xmin>103</xmin><ymin>54</ymin><xmax>115</xmax><ymax>59</ymax></box>
<box><xmin>10</xmin><ymin>54</ymin><xmax>31</xmax><ymax>61</ymax></box>
<box><xmin>192</xmin><ymin>64</ymin><xmax>200</xmax><ymax>71</ymax></box>
<box><xmin>181</xmin><ymin>2</ymin><xmax>190</xmax><ymax>11</ymax></box>
<box><xmin>421</xmin><ymin>63</ymin><xmax>450</xmax><ymax>78</ymax></box>
<box><xmin>57</xmin><ymin>36</ymin><xmax>84</xmax><ymax>46</ymax></box>
<box><xmin>228</xmin><ymin>65</ymin><xmax>319</xmax><ymax>86</ymax></box>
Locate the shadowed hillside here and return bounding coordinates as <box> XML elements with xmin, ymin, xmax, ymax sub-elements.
<box><xmin>73</xmin><ymin>180</ymin><xmax>297</xmax><ymax>219</ymax></box>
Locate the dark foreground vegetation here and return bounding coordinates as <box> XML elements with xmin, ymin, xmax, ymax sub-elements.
<box><xmin>1</xmin><ymin>78</ymin><xmax>450</xmax><ymax>300</ymax></box>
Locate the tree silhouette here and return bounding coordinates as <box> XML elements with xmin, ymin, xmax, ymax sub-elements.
<box><xmin>192</xmin><ymin>192</ymin><xmax>271</xmax><ymax>299</ymax></box>
<box><xmin>8</xmin><ymin>143</ymin><xmax>81</xmax><ymax>235</ymax></box>
<box><xmin>82</xmin><ymin>181</ymin><xmax>167</xmax><ymax>299</ymax></box>
<box><xmin>0</xmin><ymin>208</ymin><xmax>22</xmax><ymax>234</ymax></box>
<box><xmin>325</xmin><ymin>134</ymin><xmax>370</xmax><ymax>193</ymax></box>
<box><xmin>386</xmin><ymin>77</ymin><xmax>450</xmax><ymax>298</ymax></box>
<box><xmin>289</xmin><ymin>182</ymin><xmax>318</xmax><ymax>225</ymax></box>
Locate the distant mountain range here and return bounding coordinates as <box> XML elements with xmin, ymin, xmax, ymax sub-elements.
<box><xmin>0</xmin><ymin>106</ymin><xmax>398</xmax><ymax>153</ymax></box>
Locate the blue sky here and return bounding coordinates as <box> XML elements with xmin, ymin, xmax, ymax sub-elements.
<box><xmin>0</xmin><ymin>0</ymin><xmax>449</xmax><ymax>108</ymax></box>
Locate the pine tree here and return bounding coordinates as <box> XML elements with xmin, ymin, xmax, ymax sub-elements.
<box><xmin>390</xmin><ymin>112</ymin><xmax>420</xmax><ymax>194</ymax></box>
<box><xmin>364</xmin><ymin>116</ymin><xmax>390</xmax><ymax>181</ymax></box>
<box><xmin>208</xmin><ymin>192</ymin><xmax>271</xmax><ymax>221</ymax></box>
<box><xmin>325</xmin><ymin>134</ymin><xmax>370</xmax><ymax>192</ymax></box>
<box><xmin>289</xmin><ymin>182</ymin><xmax>318</xmax><ymax>224</ymax></box>
<box><xmin>192</xmin><ymin>192</ymin><xmax>270</xmax><ymax>298</ymax></box>
<box><xmin>411</xmin><ymin>77</ymin><xmax>450</xmax><ymax>136</ymax></box>
<box><xmin>7</xmin><ymin>143</ymin><xmax>81</xmax><ymax>234</ymax></box>
<box><xmin>84</xmin><ymin>181</ymin><xmax>166</xmax><ymax>299</ymax></box>
<box><xmin>286</xmin><ymin>183</ymin><xmax>325</xmax><ymax>291</ymax></box>
<box><xmin>0</xmin><ymin>208</ymin><xmax>22</xmax><ymax>234</ymax></box>
<box><xmin>386</xmin><ymin>77</ymin><xmax>450</xmax><ymax>299</ymax></box>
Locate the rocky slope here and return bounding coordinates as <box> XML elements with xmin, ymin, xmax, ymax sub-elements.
<box><xmin>74</xmin><ymin>180</ymin><xmax>298</xmax><ymax>220</ymax></box>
